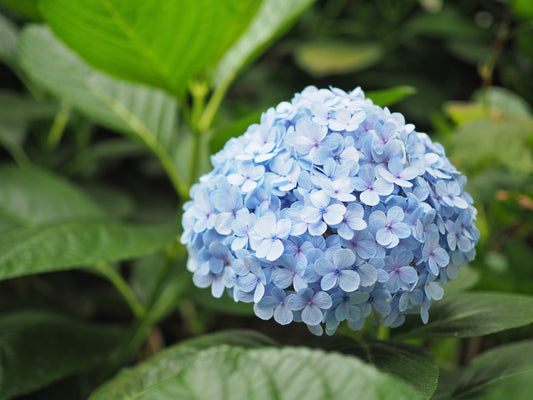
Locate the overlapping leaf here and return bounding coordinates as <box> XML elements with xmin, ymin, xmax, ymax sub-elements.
<box><xmin>40</xmin><ymin>0</ymin><xmax>260</xmax><ymax>96</ymax></box>
<box><xmin>0</xmin><ymin>310</ymin><xmax>121</xmax><ymax>400</ymax></box>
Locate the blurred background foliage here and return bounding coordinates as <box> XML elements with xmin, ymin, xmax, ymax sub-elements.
<box><xmin>0</xmin><ymin>0</ymin><xmax>533</xmax><ymax>398</ymax></box>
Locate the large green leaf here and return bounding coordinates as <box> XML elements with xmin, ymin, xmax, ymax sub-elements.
<box><xmin>452</xmin><ymin>341</ymin><xmax>533</xmax><ymax>399</ymax></box>
<box><xmin>0</xmin><ymin>219</ymin><xmax>177</xmax><ymax>281</ymax></box>
<box><xmin>0</xmin><ymin>310</ymin><xmax>121</xmax><ymax>400</ymax></box>
<box><xmin>40</xmin><ymin>0</ymin><xmax>260</xmax><ymax>97</ymax></box>
<box><xmin>213</xmin><ymin>0</ymin><xmax>315</xmax><ymax>89</ymax></box>
<box><xmin>310</xmin><ymin>336</ymin><xmax>438</xmax><ymax>399</ymax></box>
<box><xmin>92</xmin><ymin>343</ymin><xmax>421</xmax><ymax>400</ymax></box>
<box><xmin>18</xmin><ymin>26</ymin><xmax>188</xmax><ymax>196</ymax></box>
<box><xmin>295</xmin><ymin>41</ymin><xmax>385</xmax><ymax>77</ymax></box>
<box><xmin>400</xmin><ymin>292</ymin><xmax>533</xmax><ymax>338</ymax></box>
<box><xmin>90</xmin><ymin>330</ymin><xmax>277</xmax><ymax>400</ymax></box>
<box><xmin>0</xmin><ymin>164</ymin><xmax>103</xmax><ymax>226</ymax></box>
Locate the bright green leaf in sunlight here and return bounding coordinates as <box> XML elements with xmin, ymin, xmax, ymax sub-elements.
<box><xmin>92</xmin><ymin>342</ymin><xmax>421</xmax><ymax>400</ymax></box>
<box><xmin>295</xmin><ymin>41</ymin><xmax>384</xmax><ymax>77</ymax></box>
<box><xmin>18</xmin><ymin>26</ymin><xmax>188</xmax><ymax>197</ymax></box>
<box><xmin>452</xmin><ymin>340</ymin><xmax>533</xmax><ymax>399</ymax></box>
<box><xmin>513</xmin><ymin>0</ymin><xmax>533</xmax><ymax>19</ymax></box>
<box><xmin>0</xmin><ymin>310</ymin><xmax>121</xmax><ymax>400</ymax></box>
<box><xmin>398</xmin><ymin>292</ymin><xmax>533</xmax><ymax>338</ymax></box>
<box><xmin>472</xmin><ymin>86</ymin><xmax>532</xmax><ymax>119</ymax></box>
<box><xmin>39</xmin><ymin>0</ymin><xmax>261</xmax><ymax>97</ymax></box>
<box><xmin>366</xmin><ymin>86</ymin><xmax>417</xmax><ymax>107</ymax></box>
<box><xmin>309</xmin><ymin>336</ymin><xmax>439</xmax><ymax>399</ymax></box>
<box><xmin>90</xmin><ymin>330</ymin><xmax>277</xmax><ymax>400</ymax></box>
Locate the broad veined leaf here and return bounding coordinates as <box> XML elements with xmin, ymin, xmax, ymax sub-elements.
<box><xmin>40</xmin><ymin>0</ymin><xmax>260</xmax><ymax>97</ymax></box>
<box><xmin>366</xmin><ymin>86</ymin><xmax>417</xmax><ymax>107</ymax></box>
<box><xmin>90</xmin><ymin>330</ymin><xmax>277</xmax><ymax>400</ymax></box>
<box><xmin>0</xmin><ymin>310</ymin><xmax>121</xmax><ymax>400</ymax></box>
<box><xmin>294</xmin><ymin>41</ymin><xmax>385</xmax><ymax>77</ymax></box>
<box><xmin>399</xmin><ymin>292</ymin><xmax>533</xmax><ymax>338</ymax></box>
<box><xmin>18</xmin><ymin>26</ymin><xmax>188</xmax><ymax>197</ymax></box>
<box><xmin>309</xmin><ymin>336</ymin><xmax>438</xmax><ymax>399</ymax></box>
<box><xmin>92</xmin><ymin>344</ymin><xmax>421</xmax><ymax>400</ymax></box>
<box><xmin>0</xmin><ymin>164</ymin><xmax>103</xmax><ymax>226</ymax></box>
<box><xmin>213</xmin><ymin>0</ymin><xmax>315</xmax><ymax>89</ymax></box>
<box><xmin>0</xmin><ymin>219</ymin><xmax>178</xmax><ymax>281</ymax></box>
<box><xmin>452</xmin><ymin>340</ymin><xmax>533</xmax><ymax>399</ymax></box>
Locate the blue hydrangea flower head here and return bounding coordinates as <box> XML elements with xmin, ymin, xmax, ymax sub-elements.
<box><xmin>181</xmin><ymin>86</ymin><xmax>479</xmax><ymax>335</ymax></box>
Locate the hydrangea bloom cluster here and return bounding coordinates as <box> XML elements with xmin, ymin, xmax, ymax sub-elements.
<box><xmin>181</xmin><ymin>86</ymin><xmax>479</xmax><ymax>335</ymax></box>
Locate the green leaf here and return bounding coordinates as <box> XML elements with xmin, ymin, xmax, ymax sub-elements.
<box><xmin>18</xmin><ymin>26</ymin><xmax>188</xmax><ymax>197</ymax></box>
<box><xmin>40</xmin><ymin>0</ymin><xmax>260</xmax><ymax>97</ymax></box>
<box><xmin>213</xmin><ymin>0</ymin><xmax>315</xmax><ymax>89</ymax></box>
<box><xmin>408</xmin><ymin>8</ymin><xmax>488</xmax><ymax>40</ymax></box>
<box><xmin>366</xmin><ymin>86</ymin><xmax>417</xmax><ymax>107</ymax></box>
<box><xmin>90</xmin><ymin>330</ymin><xmax>277</xmax><ymax>400</ymax></box>
<box><xmin>0</xmin><ymin>219</ymin><xmax>177</xmax><ymax>281</ymax></box>
<box><xmin>0</xmin><ymin>164</ymin><xmax>103</xmax><ymax>226</ymax></box>
<box><xmin>0</xmin><ymin>310</ymin><xmax>121</xmax><ymax>400</ymax></box>
<box><xmin>472</xmin><ymin>87</ymin><xmax>532</xmax><ymax>119</ymax></box>
<box><xmin>0</xmin><ymin>12</ymin><xmax>18</xmax><ymax>66</ymax></box>
<box><xmin>0</xmin><ymin>0</ymin><xmax>41</xmax><ymax>20</ymax></box>
<box><xmin>400</xmin><ymin>292</ymin><xmax>533</xmax><ymax>338</ymax></box>
<box><xmin>514</xmin><ymin>0</ymin><xmax>533</xmax><ymax>19</ymax></box>
<box><xmin>452</xmin><ymin>340</ymin><xmax>533</xmax><ymax>399</ymax></box>
<box><xmin>93</xmin><ymin>345</ymin><xmax>421</xmax><ymax>400</ymax></box>
<box><xmin>310</xmin><ymin>336</ymin><xmax>438</xmax><ymax>399</ymax></box>
<box><xmin>443</xmin><ymin>265</ymin><xmax>480</xmax><ymax>293</ymax></box>
<box><xmin>295</xmin><ymin>41</ymin><xmax>384</xmax><ymax>77</ymax></box>
<box><xmin>450</xmin><ymin>119</ymin><xmax>533</xmax><ymax>174</ymax></box>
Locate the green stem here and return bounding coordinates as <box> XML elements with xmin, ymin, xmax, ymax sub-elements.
<box><xmin>198</xmin><ymin>79</ymin><xmax>231</xmax><ymax>132</ymax></box>
<box><xmin>48</xmin><ymin>101</ymin><xmax>71</xmax><ymax>148</ymax></box>
<box><xmin>96</xmin><ymin>262</ymin><xmax>146</xmax><ymax>318</ymax></box>
<box><xmin>377</xmin><ymin>323</ymin><xmax>390</xmax><ymax>340</ymax></box>
<box><xmin>188</xmin><ymin>81</ymin><xmax>209</xmax><ymax>186</ymax></box>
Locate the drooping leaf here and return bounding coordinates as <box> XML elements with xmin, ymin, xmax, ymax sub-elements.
<box><xmin>213</xmin><ymin>0</ymin><xmax>315</xmax><ymax>89</ymax></box>
<box><xmin>92</xmin><ymin>344</ymin><xmax>421</xmax><ymax>400</ymax></box>
<box><xmin>90</xmin><ymin>330</ymin><xmax>277</xmax><ymax>400</ymax></box>
<box><xmin>309</xmin><ymin>336</ymin><xmax>438</xmax><ymax>399</ymax></box>
<box><xmin>399</xmin><ymin>292</ymin><xmax>533</xmax><ymax>338</ymax></box>
<box><xmin>0</xmin><ymin>219</ymin><xmax>178</xmax><ymax>281</ymax></box>
<box><xmin>0</xmin><ymin>310</ymin><xmax>121</xmax><ymax>400</ymax></box>
<box><xmin>366</xmin><ymin>86</ymin><xmax>417</xmax><ymax>107</ymax></box>
<box><xmin>18</xmin><ymin>26</ymin><xmax>188</xmax><ymax>197</ymax></box>
<box><xmin>295</xmin><ymin>41</ymin><xmax>384</xmax><ymax>77</ymax></box>
<box><xmin>0</xmin><ymin>164</ymin><xmax>103</xmax><ymax>226</ymax></box>
<box><xmin>40</xmin><ymin>0</ymin><xmax>260</xmax><ymax>97</ymax></box>
<box><xmin>452</xmin><ymin>340</ymin><xmax>533</xmax><ymax>399</ymax></box>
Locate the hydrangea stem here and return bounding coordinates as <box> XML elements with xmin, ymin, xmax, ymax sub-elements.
<box><xmin>96</xmin><ymin>261</ymin><xmax>146</xmax><ymax>318</ymax></box>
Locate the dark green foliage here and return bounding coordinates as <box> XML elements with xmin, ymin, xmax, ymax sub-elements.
<box><xmin>0</xmin><ymin>0</ymin><xmax>532</xmax><ymax>398</ymax></box>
